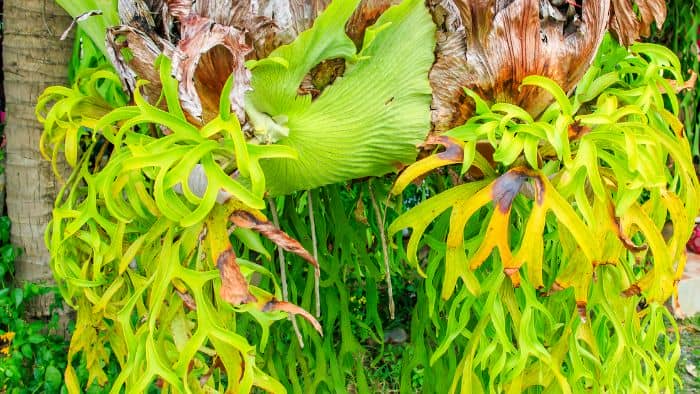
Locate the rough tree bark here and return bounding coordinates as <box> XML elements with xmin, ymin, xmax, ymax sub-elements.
<box><xmin>3</xmin><ymin>0</ymin><xmax>72</xmax><ymax>314</ymax></box>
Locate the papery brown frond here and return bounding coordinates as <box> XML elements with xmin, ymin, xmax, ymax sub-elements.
<box><xmin>609</xmin><ymin>0</ymin><xmax>666</xmax><ymax>46</ymax></box>
<box><xmin>230</xmin><ymin>210</ymin><xmax>318</xmax><ymax>268</ymax></box>
<box><xmin>166</xmin><ymin>0</ymin><xmax>192</xmax><ymax>19</ymax></box>
<box><xmin>108</xmin><ymin>0</ymin><xmax>433</xmax><ymax>127</ymax></box>
<box><xmin>106</xmin><ymin>25</ymin><xmax>173</xmax><ymax>100</ymax></box>
<box><xmin>118</xmin><ymin>0</ymin><xmax>158</xmax><ymax>30</ymax></box>
<box><xmin>168</xmin><ymin>13</ymin><xmax>251</xmax><ymax>123</ymax></box>
<box><xmin>109</xmin><ymin>0</ymin><xmax>253</xmax><ymax>123</ymax></box>
<box><xmin>217</xmin><ymin>249</ymin><xmax>257</xmax><ymax>305</ymax></box>
<box><xmin>263</xmin><ymin>299</ymin><xmax>323</xmax><ymax>335</ymax></box>
<box><xmin>428</xmin><ymin>0</ymin><xmax>610</xmax><ymax>131</ymax></box>
<box><xmin>188</xmin><ymin>0</ymin><xmax>282</xmax><ymax>59</ymax></box>
<box><xmin>346</xmin><ymin>0</ymin><xmax>399</xmax><ymax>45</ymax></box>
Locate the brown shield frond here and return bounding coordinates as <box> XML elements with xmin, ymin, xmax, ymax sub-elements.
<box><xmin>108</xmin><ymin>1</ymin><xmax>253</xmax><ymax>123</ymax></box>
<box><xmin>168</xmin><ymin>13</ymin><xmax>251</xmax><ymax>123</ymax></box>
<box><xmin>106</xmin><ymin>25</ymin><xmax>171</xmax><ymax>102</ymax></box>
<box><xmin>609</xmin><ymin>0</ymin><xmax>666</xmax><ymax>46</ymax></box>
<box><xmin>429</xmin><ymin>0</ymin><xmax>611</xmax><ymax>131</ymax></box>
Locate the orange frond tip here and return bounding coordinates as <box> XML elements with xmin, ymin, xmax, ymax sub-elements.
<box><xmin>576</xmin><ymin>301</ymin><xmax>588</xmax><ymax>323</ymax></box>
<box><xmin>506</xmin><ymin>269</ymin><xmax>521</xmax><ymax>287</ymax></box>
<box><xmin>263</xmin><ymin>299</ymin><xmax>323</xmax><ymax>336</ymax></box>
<box><xmin>621</xmin><ymin>284</ymin><xmax>641</xmax><ymax>297</ymax></box>
<box><xmin>230</xmin><ymin>210</ymin><xmax>318</xmax><ymax>268</ymax></box>
<box><xmin>217</xmin><ymin>249</ymin><xmax>257</xmax><ymax>305</ymax></box>
<box><xmin>567</xmin><ymin>121</ymin><xmax>591</xmax><ymax>140</ymax></box>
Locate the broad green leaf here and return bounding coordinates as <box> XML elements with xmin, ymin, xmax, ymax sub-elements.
<box><xmin>256</xmin><ymin>0</ymin><xmax>435</xmax><ymax>195</ymax></box>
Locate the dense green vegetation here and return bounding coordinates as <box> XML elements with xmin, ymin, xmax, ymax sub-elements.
<box><xmin>0</xmin><ymin>0</ymin><xmax>697</xmax><ymax>393</ymax></box>
<box><xmin>655</xmin><ymin>1</ymin><xmax>700</xmax><ymax>160</ymax></box>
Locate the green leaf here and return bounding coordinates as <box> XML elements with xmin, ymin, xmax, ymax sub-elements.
<box><xmin>12</xmin><ymin>288</ymin><xmax>23</xmax><ymax>308</ymax></box>
<box><xmin>27</xmin><ymin>334</ymin><xmax>45</xmax><ymax>344</ymax></box>
<box><xmin>521</xmin><ymin>75</ymin><xmax>573</xmax><ymax>116</ymax></box>
<box><xmin>44</xmin><ymin>365</ymin><xmax>62</xmax><ymax>390</ymax></box>
<box><xmin>254</xmin><ymin>0</ymin><xmax>435</xmax><ymax>195</ymax></box>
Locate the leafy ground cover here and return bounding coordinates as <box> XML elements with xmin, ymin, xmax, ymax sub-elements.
<box><xmin>679</xmin><ymin>313</ymin><xmax>700</xmax><ymax>393</ymax></box>
<box><xmin>0</xmin><ymin>215</ymin><xmax>69</xmax><ymax>393</ymax></box>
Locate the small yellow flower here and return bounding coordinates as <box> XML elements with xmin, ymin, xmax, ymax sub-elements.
<box><xmin>0</xmin><ymin>332</ymin><xmax>15</xmax><ymax>356</ymax></box>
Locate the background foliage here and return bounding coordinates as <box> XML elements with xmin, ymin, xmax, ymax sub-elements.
<box><xmin>654</xmin><ymin>0</ymin><xmax>699</xmax><ymax>161</ymax></box>
<box><xmin>0</xmin><ymin>0</ymin><xmax>698</xmax><ymax>393</ymax></box>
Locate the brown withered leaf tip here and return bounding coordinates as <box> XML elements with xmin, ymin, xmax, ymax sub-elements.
<box><xmin>576</xmin><ymin>300</ymin><xmax>588</xmax><ymax>323</ymax></box>
<box><xmin>568</xmin><ymin>121</ymin><xmax>592</xmax><ymax>141</ymax></box>
<box><xmin>175</xmin><ymin>290</ymin><xmax>197</xmax><ymax>311</ymax></box>
<box><xmin>491</xmin><ymin>170</ymin><xmax>529</xmax><ymax>213</ymax></box>
<box><xmin>263</xmin><ymin>299</ymin><xmax>323</xmax><ymax>335</ymax></box>
<box><xmin>621</xmin><ymin>283</ymin><xmax>641</xmax><ymax>297</ymax></box>
<box><xmin>607</xmin><ymin>202</ymin><xmax>648</xmax><ymax>252</ymax></box>
<box><xmin>170</xmin><ymin>14</ymin><xmax>252</xmax><ymax>123</ymax></box>
<box><xmin>230</xmin><ymin>210</ymin><xmax>318</xmax><ymax>268</ymax></box>
<box><xmin>609</xmin><ymin>0</ymin><xmax>666</xmax><ymax>47</ymax></box>
<box><xmin>661</xmin><ymin>71</ymin><xmax>698</xmax><ymax>94</ymax></box>
<box><xmin>217</xmin><ymin>249</ymin><xmax>257</xmax><ymax>305</ymax></box>
<box><xmin>551</xmin><ymin>282</ymin><xmax>565</xmax><ymax>292</ymax></box>
<box><xmin>430</xmin><ymin>135</ymin><xmax>464</xmax><ymax>162</ymax></box>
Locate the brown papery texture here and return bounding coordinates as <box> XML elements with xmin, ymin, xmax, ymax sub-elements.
<box><xmin>107</xmin><ymin>0</ymin><xmax>665</xmax><ymax>132</ymax></box>
<box><xmin>429</xmin><ymin>0</ymin><xmax>611</xmax><ymax>131</ymax></box>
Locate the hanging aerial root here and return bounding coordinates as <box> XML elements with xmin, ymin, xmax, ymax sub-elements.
<box><xmin>307</xmin><ymin>191</ymin><xmax>321</xmax><ymax>318</ymax></box>
<box><xmin>268</xmin><ymin>198</ymin><xmax>305</xmax><ymax>348</ymax></box>
<box><xmin>369</xmin><ymin>182</ymin><xmax>395</xmax><ymax>320</ymax></box>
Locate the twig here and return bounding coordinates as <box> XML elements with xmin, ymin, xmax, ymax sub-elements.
<box><xmin>368</xmin><ymin>181</ymin><xmax>395</xmax><ymax>320</ymax></box>
<box><xmin>93</xmin><ymin>138</ymin><xmax>110</xmax><ymax>173</ymax></box>
<box><xmin>268</xmin><ymin>198</ymin><xmax>304</xmax><ymax>348</ymax></box>
<box><xmin>307</xmin><ymin>191</ymin><xmax>321</xmax><ymax>318</ymax></box>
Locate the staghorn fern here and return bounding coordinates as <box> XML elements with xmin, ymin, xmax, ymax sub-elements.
<box><xmin>388</xmin><ymin>35</ymin><xmax>698</xmax><ymax>392</ymax></box>
<box><xmin>38</xmin><ymin>61</ymin><xmax>305</xmax><ymax>392</ymax></box>
<box><xmin>34</xmin><ymin>0</ymin><xmax>699</xmax><ymax>393</ymax></box>
<box><xmin>37</xmin><ymin>0</ymin><xmax>435</xmax><ymax>391</ymax></box>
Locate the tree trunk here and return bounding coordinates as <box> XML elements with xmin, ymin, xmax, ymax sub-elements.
<box><xmin>3</xmin><ymin>0</ymin><xmax>72</xmax><ymax>315</ymax></box>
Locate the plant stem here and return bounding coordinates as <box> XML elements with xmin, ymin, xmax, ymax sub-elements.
<box><xmin>307</xmin><ymin>190</ymin><xmax>321</xmax><ymax>318</ymax></box>
<box><xmin>269</xmin><ymin>198</ymin><xmax>304</xmax><ymax>348</ymax></box>
<box><xmin>369</xmin><ymin>181</ymin><xmax>395</xmax><ymax>320</ymax></box>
